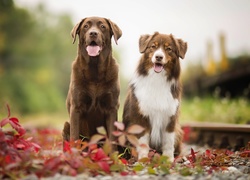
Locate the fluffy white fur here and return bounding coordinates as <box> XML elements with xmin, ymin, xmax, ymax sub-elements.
<box><xmin>131</xmin><ymin>68</ymin><xmax>179</xmax><ymax>160</ymax></box>
<box><xmin>162</xmin><ymin>132</ymin><xmax>175</xmax><ymax>161</ymax></box>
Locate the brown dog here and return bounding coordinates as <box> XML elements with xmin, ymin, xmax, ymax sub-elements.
<box><xmin>123</xmin><ymin>32</ymin><xmax>187</xmax><ymax>161</ymax></box>
<box><xmin>62</xmin><ymin>17</ymin><xmax>122</xmax><ymax>143</ymax></box>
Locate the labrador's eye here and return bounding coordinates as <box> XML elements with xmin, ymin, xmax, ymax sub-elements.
<box><xmin>151</xmin><ymin>44</ymin><xmax>156</xmax><ymax>49</ymax></box>
<box><xmin>100</xmin><ymin>24</ymin><xmax>106</xmax><ymax>29</ymax></box>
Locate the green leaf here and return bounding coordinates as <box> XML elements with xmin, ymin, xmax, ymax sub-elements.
<box><xmin>110</xmin><ymin>164</ymin><xmax>124</xmax><ymax>172</ymax></box>
<box><xmin>103</xmin><ymin>139</ymin><xmax>112</xmax><ymax>155</ymax></box>
<box><xmin>138</xmin><ymin>157</ymin><xmax>150</xmax><ymax>163</ymax></box>
<box><xmin>97</xmin><ymin>126</ymin><xmax>107</xmax><ymax>135</ymax></box>
<box><xmin>147</xmin><ymin>167</ymin><xmax>156</xmax><ymax>175</ymax></box>
<box><xmin>133</xmin><ymin>164</ymin><xmax>144</xmax><ymax>172</ymax></box>
<box><xmin>160</xmin><ymin>165</ymin><xmax>170</xmax><ymax>174</ymax></box>
<box><xmin>89</xmin><ymin>134</ymin><xmax>105</xmax><ymax>144</ymax></box>
<box><xmin>180</xmin><ymin>167</ymin><xmax>193</xmax><ymax>176</ymax></box>
<box><xmin>159</xmin><ymin>155</ymin><xmax>170</xmax><ymax>164</ymax></box>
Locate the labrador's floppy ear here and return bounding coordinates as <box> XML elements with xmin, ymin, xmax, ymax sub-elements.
<box><xmin>106</xmin><ymin>19</ymin><xmax>122</xmax><ymax>45</ymax></box>
<box><xmin>170</xmin><ymin>34</ymin><xmax>187</xmax><ymax>59</ymax></box>
<box><xmin>71</xmin><ymin>18</ymin><xmax>85</xmax><ymax>44</ymax></box>
<box><xmin>139</xmin><ymin>32</ymin><xmax>158</xmax><ymax>53</ymax></box>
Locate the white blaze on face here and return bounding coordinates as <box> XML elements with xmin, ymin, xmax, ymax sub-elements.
<box><xmin>151</xmin><ymin>48</ymin><xmax>167</xmax><ymax>73</ymax></box>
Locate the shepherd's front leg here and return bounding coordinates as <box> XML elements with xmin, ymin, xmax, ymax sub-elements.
<box><xmin>162</xmin><ymin>132</ymin><xmax>175</xmax><ymax>162</ymax></box>
<box><xmin>137</xmin><ymin>132</ymin><xmax>150</xmax><ymax>160</ymax></box>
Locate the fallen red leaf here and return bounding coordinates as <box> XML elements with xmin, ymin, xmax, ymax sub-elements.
<box><xmin>91</xmin><ymin>148</ymin><xmax>109</xmax><ymax>161</ymax></box>
<box><xmin>98</xmin><ymin>161</ymin><xmax>110</xmax><ymax>174</ymax></box>
<box><xmin>120</xmin><ymin>158</ymin><xmax>128</xmax><ymax>165</ymax></box>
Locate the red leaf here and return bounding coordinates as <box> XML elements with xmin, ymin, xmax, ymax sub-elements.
<box><xmin>1</xmin><ymin>116</ymin><xmax>26</xmax><ymax>136</ymax></box>
<box><xmin>44</xmin><ymin>156</ymin><xmax>62</xmax><ymax>170</ymax></box>
<box><xmin>120</xmin><ymin>158</ymin><xmax>128</xmax><ymax>165</ymax></box>
<box><xmin>112</xmin><ymin>131</ymin><xmax>123</xmax><ymax>137</ymax></box>
<box><xmin>16</xmin><ymin>143</ymin><xmax>25</xmax><ymax>149</ymax></box>
<box><xmin>6</xmin><ymin>104</ymin><xmax>11</xmax><ymax>117</ymax></box>
<box><xmin>89</xmin><ymin>144</ymin><xmax>98</xmax><ymax>151</ymax></box>
<box><xmin>225</xmin><ymin>149</ymin><xmax>234</xmax><ymax>156</ymax></box>
<box><xmin>182</xmin><ymin>126</ymin><xmax>191</xmax><ymax>142</ymax></box>
<box><xmin>63</xmin><ymin>141</ymin><xmax>72</xmax><ymax>153</ymax></box>
<box><xmin>91</xmin><ymin>148</ymin><xmax>109</xmax><ymax>161</ymax></box>
<box><xmin>0</xmin><ymin>129</ymin><xmax>5</xmax><ymax>141</ymax></box>
<box><xmin>5</xmin><ymin>155</ymin><xmax>12</xmax><ymax>163</ymax></box>
<box><xmin>205</xmin><ymin>149</ymin><xmax>215</xmax><ymax>159</ymax></box>
<box><xmin>31</xmin><ymin>142</ymin><xmax>41</xmax><ymax>152</ymax></box>
<box><xmin>189</xmin><ymin>148</ymin><xmax>196</xmax><ymax>163</ymax></box>
<box><xmin>98</xmin><ymin>161</ymin><xmax>110</xmax><ymax>173</ymax></box>
<box><xmin>114</xmin><ymin>121</ymin><xmax>125</xmax><ymax>131</ymax></box>
<box><xmin>9</xmin><ymin>117</ymin><xmax>19</xmax><ymax>125</ymax></box>
<box><xmin>0</xmin><ymin>118</ymin><xmax>9</xmax><ymax>127</ymax></box>
<box><xmin>17</xmin><ymin>127</ymin><xmax>26</xmax><ymax>137</ymax></box>
<box><xmin>120</xmin><ymin>171</ymin><xmax>129</xmax><ymax>176</ymax></box>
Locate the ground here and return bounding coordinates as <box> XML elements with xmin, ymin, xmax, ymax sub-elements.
<box><xmin>0</xmin><ymin>110</ymin><xmax>249</xmax><ymax>179</ymax></box>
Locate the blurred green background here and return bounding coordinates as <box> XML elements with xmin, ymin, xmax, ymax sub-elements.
<box><xmin>0</xmin><ymin>0</ymin><xmax>249</xmax><ymax>128</ymax></box>
<box><xmin>0</xmin><ymin>1</ymin><xmax>74</xmax><ymax>127</ymax></box>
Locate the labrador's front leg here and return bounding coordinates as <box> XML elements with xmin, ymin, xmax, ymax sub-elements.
<box><xmin>70</xmin><ymin>108</ymin><xmax>81</xmax><ymax>141</ymax></box>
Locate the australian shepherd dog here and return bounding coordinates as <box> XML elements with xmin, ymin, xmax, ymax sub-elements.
<box><xmin>122</xmin><ymin>32</ymin><xmax>187</xmax><ymax>161</ymax></box>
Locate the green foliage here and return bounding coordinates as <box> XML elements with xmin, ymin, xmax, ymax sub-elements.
<box><xmin>181</xmin><ymin>96</ymin><xmax>250</xmax><ymax>124</ymax></box>
<box><xmin>0</xmin><ymin>0</ymin><xmax>75</xmax><ymax>114</ymax></box>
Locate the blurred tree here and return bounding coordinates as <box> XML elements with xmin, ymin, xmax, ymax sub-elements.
<box><xmin>0</xmin><ymin>0</ymin><xmax>75</xmax><ymax>115</ymax></box>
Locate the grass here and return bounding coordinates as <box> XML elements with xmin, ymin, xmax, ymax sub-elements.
<box><xmin>180</xmin><ymin>96</ymin><xmax>250</xmax><ymax>124</ymax></box>
<box><xmin>1</xmin><ymin>96</ymin><xmax>249</xmax><ymax>130</ymax></box>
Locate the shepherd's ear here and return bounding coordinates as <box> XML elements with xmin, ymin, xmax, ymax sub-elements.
<box><xmin>106</xmin><ymin>19</ymin><xmax>122</xmax><ymax>45</ymax></box>
<box><xmin>139</xmin><ymin>34</ymin><xmax>150</xmax><ymax>53</ymax></box>
<box><xmin>171</xmin><ymin>34</ymin><xmax>187</xmax><ymax>59</ymax></box>
<box><xmin>176</xmin><ymin>38</ymin><xmax>187</xmax><ymax>59</ymax></box>
<box><xmin>139</xmin><ymin>32</ymin><xmax>158</xmax><ymax>53</ymax></box>
<box><xmin>71</xmin><ymin>18</ymin><xmax>85</xmax><ymax>44</ymax></box>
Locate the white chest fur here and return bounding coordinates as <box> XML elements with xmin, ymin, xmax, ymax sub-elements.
<box><xmin>131</xmin><ymin>69</ymin><xmax>179</xmax><ymax>147</ymax></box>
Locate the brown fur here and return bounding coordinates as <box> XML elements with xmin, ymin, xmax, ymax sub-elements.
<box><xmin>123</xmin><ymin>32</ymin><xmax>187</xmax><ymax>158</ymax></box>
<box><xmin>62</xmin><ymin>17</ymin><xmax>122</xmax><ymax>143</ymax></box>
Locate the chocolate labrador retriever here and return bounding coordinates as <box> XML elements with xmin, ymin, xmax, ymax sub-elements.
<box><xmin>62</xmin><ymin>17</ymin><xmax>122</xmax><ymax>143</ymax></box>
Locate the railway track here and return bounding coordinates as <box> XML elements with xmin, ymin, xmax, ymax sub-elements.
<box><xmin>182</xmin><ymin>122</ymin><xmax>250</xmax><ymax>151</ymax></box>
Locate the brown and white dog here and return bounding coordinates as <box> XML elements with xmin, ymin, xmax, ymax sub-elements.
<box><xmin>122</xmin><ymin>32</ymin><xmax>187</xmax><ymax>161</ymax></box>
<box><xmin>62</xmin><ymin>17</ymin><xmax>122</xmax><ymax>144</ymax></box>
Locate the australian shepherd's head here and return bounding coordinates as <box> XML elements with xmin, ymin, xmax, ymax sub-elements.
<box><xmin>138</xmin><ymin>32</ymin><xmax>187</xmax><ymax>80</ymax></box>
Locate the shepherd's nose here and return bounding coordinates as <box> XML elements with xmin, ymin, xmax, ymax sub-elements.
<box><xmin>156</xmin><ymin>55</ymin><xmax>163</xmax><ymax>61</ymax></box>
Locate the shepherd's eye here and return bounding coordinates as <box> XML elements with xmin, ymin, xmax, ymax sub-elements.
<box><xmin>166</xmin><ymin>46</ymin><xmax>172</xmax><ymax>51</ymax></box>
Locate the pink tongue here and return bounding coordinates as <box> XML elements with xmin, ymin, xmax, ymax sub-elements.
<box><xmin>154</xmin><ymin>63</ymin><xmax>163</xmax><ymax>73</ymax></box>
<box><xmin>86</xmin><ymin>46</ymin><xmax>101</xmax><ymax>56</ymax></box>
